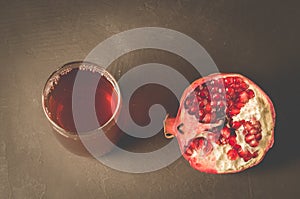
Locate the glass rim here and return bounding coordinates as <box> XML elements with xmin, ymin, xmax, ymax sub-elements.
<box><xmin>42</xmin><ymin>61</ymin><xmax>121</xmax><ymax>139</ymax></box>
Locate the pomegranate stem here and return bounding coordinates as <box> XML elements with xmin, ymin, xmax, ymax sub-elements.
<box><xmin>163</xmin><ymin>114</ymin><xmax>176</xmax><ymax>139</ymax></box>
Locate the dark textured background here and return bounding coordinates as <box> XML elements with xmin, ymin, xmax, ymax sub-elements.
<box><xmin>0</xmin><ymin>0</ymin><xmax>299</xmax><ymax>198</ymax></box>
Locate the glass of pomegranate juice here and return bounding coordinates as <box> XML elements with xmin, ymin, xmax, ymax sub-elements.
<box><xmin>42</xmin><ymin>61</ymin><xmax>122</xmax><ymax>156</ymax></box>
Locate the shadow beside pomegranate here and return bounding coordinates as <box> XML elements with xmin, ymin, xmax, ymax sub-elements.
<box><xmin>115</xmin><ymin>83</ymin><xmax>179</xmax><ymax>153</ymax></box>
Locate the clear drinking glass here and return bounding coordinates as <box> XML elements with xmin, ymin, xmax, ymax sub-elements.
<box><xmin>42</xmin><ymin>61</ymin><xmax>122</xmax><ymax>156</ymax></box>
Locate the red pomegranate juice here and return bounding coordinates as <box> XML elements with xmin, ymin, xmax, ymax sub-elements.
<box><xmin>44</xmin><ymin>67</ymin><xmax>118</xmax><ymax>133</ymax></box>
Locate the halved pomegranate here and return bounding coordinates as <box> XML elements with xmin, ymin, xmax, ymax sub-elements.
<box><xmin>164</xmin><ymin>73</ymin><xmax>275</xmax><ymax>174</ymax></box>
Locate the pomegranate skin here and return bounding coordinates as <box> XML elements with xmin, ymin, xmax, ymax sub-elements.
<box><xmin>164</xmin><ymin>73</ymin><xmax>276</xmax><ymax>174</ymax></box>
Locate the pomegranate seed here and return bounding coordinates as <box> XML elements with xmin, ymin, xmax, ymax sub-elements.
<box><xmin>216</xmin><ymin>78</ymin><xmax>224</xmax><ymax>85</ymax></box>
<box><xmin>199</xmin><ymin>102</ymin><xmax>205</xmax><ymax>108</ymax></box>
<box><xmin>227</xmin><ymin>149</ymin><xmax>238</xmax><ymax>160</ymax></box>
<box><xmin>200</xmin><ymin>90</ymin><xmax>208</xmax><ymax>98</ymax></box>
<box><xmin>255</xmin><ymin>133</ymin><xmax>262</xmax><ymax>141</ymax></box>
<box><xmin>227</xmin><ymin>101</ymin><xmax>234</xmax><ymax>110</ymax></box>
<box><xmin>211</xmin><ymin>101</ymin><xmax>218</xmax><ymax>108</ymax></box>
<box><xmin>226</xmin><ymin>87</ymin><xmax>235</xmax><ymax>96</ymax></box>
<box><xmin>242</xmin><ymin>150</ymin><xmax>253</xmax><ymax>161</ymax></box>
<box><xmin>249</xmin><ymin>139</ymin><xmax>259</xmax><ymax>147</ymax></box>
<box><xmin>196</xmin><ymin>95</ymin><xmax>202</xmax><ymax>102</ymax></box>
<box><xmin>228</xmin><ymin>136</ymin><xmax>237</xmax><ymax>146</ymax></box>
<box><xmin>189</xmin><ymin>140</ymin><xmax>196</xmax><ymax>149</ymax></box>
<box><xmin>202</xmin><ymin>114</ymin><xmax>211</xmax><ymax>123</ymax></box>
<box><xmin>249</xmin><ymin>128</ymin><xmax>258</xmax><ymax>135</ymax></box>
<box><xmin>219</xmin><ymin>101</ymin><xmax>226</xmax><ymax>108</ymax></box>
<box><xmin>218</xmin><ymin>88</ymin><xmax>225</xmax><ymax>94</ymax></box>
<box><xmin>191</xmin><ymin>91</ymin><xmax>200</xmax><ymax>100</ymax></box>
<box><xmin>233</xmin><ymin>144</ymin><xmax>242</xmax><ymax>152</ymax></box>
<box><xmin>234</xmin><ymin>86</ymin><xmax>243</xmax><ymax>93</ymax></box>
<box><xmin>188</xmin><ymin>106</ymin><xmax>197</xmax><ymax>115</ymax></box>
<box><xmin>184</xmin><ymin>96</ymin><xmax>193</xmax><ymax>109</ymax></box>
<box><xmin>245</xmin><ymin>134</ymin><xmax>255</xmax><ymax>143</ymax></box>
<box><xmin>199</xmin><ymin>109</ymin><xmax>205</xmax><ymax>117</ymax></box>
<box><xmin>209</xmin><ymin>80</ymin><xmax>216</xmax><ymax>86</ymax></box>
<box><xmin>234</xmin><ymin>77</ymin><xmax>243</xmax><ymax>84</ymax></box>
<box><xmin>229</xmin><ymin>108</ymin><xmax>240</xmax><ymax>116</ymax></box>
<box><xmin>239</xmin><ymin>91</ymin><xmax>249</xmax><ymax>103</ymax></box>
<box><xmin>252</xmin><ymin>120</ymin><xmax>261</xmax><ymax>129</ymax></box>
<box><xmin>246</xmin><ymin>150</ymin><xmax>253</xmax><ymax>156</ymax></box>
<box><xmin>213</xmin><ymin>94</ymin><xmax>221</xmax><ymax>100</ymax></box>
<box><xmin>199</xmin><ymin>115</ymin><xmax>204</xmax><ymax>121</ymax></box>
<box><xmin>243</xmin><ymin>122</ymin><xmax>252</xmax><ymax>131</ymax></box>
<box><xmin>221</xmin><ymin>127</ymin><xmax>231</xmax><ymax>138</ymax></box>
<box><xmin>252</xmin><ymin>151</ymin><xmax>259</xmax><ymax>158</ymax></box>
<box><xmin>205</xmin><ymin>104</ymin><xmax>212</xmax><ymax>112</ymax></box>
<box><xmin>235</xmin><ymin>102</ymin><xmax>245</xmax><ymax>109</ymax></box>
<box><xmin>246</xmin><ymin>89</ymin><xmax>255</xmax><ymax>98</ymax></box>
<box><xmin>210</xmin><ymin>87</ymin><xmax>218</xmax><ymax>93</ymax></box>
<box><xmin>238</xmin><ymin>150</ymin><xmax>248</xmax><ymax>158</ymax></box>
<box><xmin>232</xmin><ymin>121</ymin><xmax>242</xmax><ymax>129</ymax></box>
<box><xmin>224</xmin><ymin>77</ymin><xmax>234</xmax><ymax>85</ymax></box>
<box><xmin>185</xmin><ymin>148</ymin><xmax>193</xmax><ymax>156</ymax></box>
<box><xmin>193</xmin><ymin>137</ymin><xmax>205</xmax><ymax>149</ymax></box>
<box><xmin>219</xmin><ymin>137</ymin><xmax>228</xmax><ymax>145</ymax></box>
<box><xmin>243</xmin><ymin>156</ymin><xmax>252</xmax><ymax>162</ymax></box>
<box><xmin>240</xmin><ymin>82</ymin><xmax>249</xmax><ymax>90</ymax></box>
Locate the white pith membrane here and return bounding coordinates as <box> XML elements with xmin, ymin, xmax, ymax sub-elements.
<box><xmin>175</xmin><ymin>75</ymin><xmax>274</xmax><ymax>173</ymax></box>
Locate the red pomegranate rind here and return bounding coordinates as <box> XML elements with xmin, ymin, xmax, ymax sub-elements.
<box><xmin>164</xmin><ymin>73</ymin><xmax>275</xmax><ymax>174</ymax></box>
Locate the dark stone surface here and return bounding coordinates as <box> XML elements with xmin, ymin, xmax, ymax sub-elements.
<box><xmin>0</xmin><ymin>0</ymin><xmax>299</xmax><ymax>198</ymax></box>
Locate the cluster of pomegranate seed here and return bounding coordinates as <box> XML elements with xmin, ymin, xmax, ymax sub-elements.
<box><xmin>184</xmin><ymin>79</ymin><xmax>226</xmax><ymax>123</ymax></box>
<box><xmin>243</xmin><ymin>119</ymin><xmax>262</xmax><ymax>147</ymax></box>
<box><xmin>184</xmin><ymin>76</ymin><xmax>263</xmax><ymax>162</ymax></box>
<box><xmin>224</xmin><ymin>77</ymin><xmax>255</xmax><ymax>117</ymax></box>
<box><xmin>184</xmin><ymin>77</ymin><xmax>255</xmax><ymax>124</ymax></box>
<box><xmin>185</xmin><ymin>137</ymin><xmax>213</xmax><ymax>157</ymax></box>
<box><xmin>216</xmin><ymin>126</ymin><xmax>236</xmax><ymax>145</ymax></box>
<box><xmin>225</xmin><ymin>120</ymin><xmax>260</xmax><ymax>161</ymax></box>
